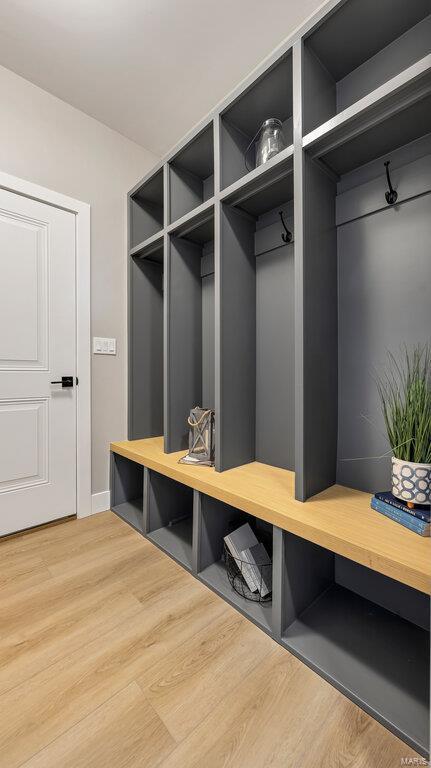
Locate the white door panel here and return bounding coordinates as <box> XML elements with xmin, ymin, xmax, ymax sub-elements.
<box><xmin>0</xmin><ymin>189</ymin><xmax>76</xmax><ymax>535</ymax></box>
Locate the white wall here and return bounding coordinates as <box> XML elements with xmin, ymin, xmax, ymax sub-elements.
<box><xmin>0</xmin><ymin>64</ymin><xmax>158</xmax><ymax>497</ymax></box>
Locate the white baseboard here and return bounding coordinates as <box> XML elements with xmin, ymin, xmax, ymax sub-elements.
<box><xmin>90</xmin><ymin>490</ymin><xmax>111</xmax><ymax>516</ymax></box>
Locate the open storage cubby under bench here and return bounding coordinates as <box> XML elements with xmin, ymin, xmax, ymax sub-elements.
<box><xmin>280</xmin><ymin>535</ymin><xmax>430</xmax><ymax>755</ymax></box>
<box><xmin>196</xmin><ymin>493</ymin><xmax>275</xmax><ymax>635</ymax></box>
<box><xmin>110</xmin><ymin>439</ymin><xmax>430</xmax><ymax>756</ymax></box>
<box><xmin>146</xmin><ymin>469</ymin><xmax>194</xmax><ymax>571</ymax></box>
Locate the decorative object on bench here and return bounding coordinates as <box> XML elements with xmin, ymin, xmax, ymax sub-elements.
<box><xmin>179</xmin><ymin>406</ymin><xmax>215</xmax><ymax>466</ymax></box>
<box><xmin>245</xmin><ymin>118</ymin><xmax>286</xmax><ymax>172</ymax></box>
<box><xmin>224</xmin><ymin>523</ymin><xmax>272</xmax><ymax>601</ymax></box>
<box><xmin>370</xmin><ymin>492</ymin><xmax>430</xmax><ymax>536</ymax></box>
<box><xmin>377</xmin><ymin>345</ymin><xmax>431</xmax><ymax>507</ymax></box>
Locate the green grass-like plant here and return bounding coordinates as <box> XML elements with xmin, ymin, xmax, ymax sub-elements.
<box><xmin>377</xmin><ymin>345</ymin><xmax>431</xmax><ymax>464</ymax></box>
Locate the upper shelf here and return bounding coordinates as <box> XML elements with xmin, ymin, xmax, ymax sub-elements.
<box><xmin>130</xmin><ymin>168</ymin><xmax>164</xmax><ymax>249</ymax></box>
<box><xmin>220</xmin><ymin>50</ymin><xmax>293</xmax><ymax>190</ymax></box>
<box><xmin>303</xmin><ymin>55</ymin><xmax>431</xmax><ymax>175</ymax></box>
<box><xmin>221</xmin><ymin>144</ymin><xmax>294</xmax><ymax>215</ymax></box>
<box><xmin>129</xmin><ymin>230</ymin><xmax>163</xmax><ymax>261</ymax></box>
<box><xmin>303</xmin><ymin>0</ymin><xmax>430</xmax><ymax>135</ymax></box>
<box><xmin>111</xmin><ymin>437</ymin><xmax>431</xmax><ymax>595</ymax></box>
<box><xmin>169</xmin><ymin>123</ymin><xmax>214</xmax><ymax>224</ymax></box>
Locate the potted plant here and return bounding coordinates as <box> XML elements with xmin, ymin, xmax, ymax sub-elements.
<box><xmin>377</xmin><ymin>346</ymin><xmax>431</xmax><ymax>507</ymax></box>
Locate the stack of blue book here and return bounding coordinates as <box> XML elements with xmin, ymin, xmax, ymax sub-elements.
<box><xmin>371</xmin><ymin>492</ymin><xmax>430</xmax><ymax>536</ymax></box>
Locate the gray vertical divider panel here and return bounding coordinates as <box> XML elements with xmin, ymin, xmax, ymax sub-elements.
<box><xmin>201</xmin><ymin>254</ymin><xmax>215</xmax><ymax>410</ymax></box>
<box><xmin>302</xmin><ymin>156</ymin><xmax>338</xmax><ymax>499</ymax></box>
<box><xmin>129</xmin><ymin>256</ymin><xmax>164</xmax><ymax>440</ymax></box>
<box><xmin>213</xmin><ymin>116</ymin><xmax>222</xmax><ymax>470</ymax></box>
<box><xmin>271</xmin><ymin>526</ymin><xmax>286</xmax><ymax>638</ymax></box>
<box><xmin>166</xmin><ymin>235</ymin><xmax>203</xmax><ymax>451</ymax></box>
<box><xmin>293</xmin><ymin>40</ymin><xmax>306</xmax><ymax>501</ymax></box>
<box><xmin>163</xmin><ymin>232</ymin><xmax>169</xmax><ymax>451</ymax></box>
<box><xmin>219</xmin><ymin>203</ymin><xmax>256</xmax><ymax>470</ymax></box>
<box><xmin>192</xmin><ymin>490</ymin><xmax>201</xmax><ymax>574</ymax></box>
<box><xmin>143</xmin><ymin>467</ymin><xmax>150</xmax><ymax>534</ymax></box>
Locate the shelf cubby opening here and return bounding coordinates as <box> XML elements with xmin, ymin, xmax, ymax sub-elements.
<box><xmin>280</xmin><ymin>532</ymin><xmax>430</xmax><ymax>756</ymax></box>
<box><xmin>110</xmin><ymin>453</ymin><xmax>144</xmax><ymax>534</ymax></box>
<box><xmin>146</xmin><ymin>469</ymin><xmax>194</xmax><ymax>570</ymax></box>
<box><xmin>220</xmin><ymin>51</ymin><xmax>293</xmax><ymax>190</ymax></box>
<box><xmin>130</xmin><ymin>169</ymin><xmax>164</xmax><ymax>248</ymax></box>
<box><xmin>166</xmin><ymin>209</ymin><xmax>215</xmax><ymax>453</ymax></box>
<box><xmin>303</xmin><ymin>0</ymin><xmax>430</xmax><ymax>135</ymax></box>
<box><xmin>300</xmin><ymin>96</ymin><xmax>431</xmax><ymax>500</ymax></box>
<box><xmin>197</xmin><ymin>494</ymin><xmax>274</xmax><ymax>634</ymax></box>
<box><xmin>169</xmin><ymin>124</ymin><xmax>214</xmax><ymax>224</ymax></box>
<box><xmin>129</xmin><ymin>248</ymin><xmax>164</xmax><ymax>441</ymax></box>
<box><xmin>218</xmin><ymin>170</ymin><xmax>294</xmax><ymax>472</ymax></box>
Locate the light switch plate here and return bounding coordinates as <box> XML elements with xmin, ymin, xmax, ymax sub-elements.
<box><xmin>93</xmin><ymin>337</ymin><xmax>116</xmax><ymax>355</ymax></box>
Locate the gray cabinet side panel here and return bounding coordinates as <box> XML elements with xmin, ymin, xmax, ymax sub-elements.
<box><xmin>202</xmin><ymin>273</ymin><xmax>215</xmax><ymax>410</ymax></box>
<box><xmin>219</xmin><ymin>205</ymin><xmax>256</xmax><ymax>470</ymax></box>
<box><xmin>337</xmin><ymin>193</ymin><xmax>431</xmax><ymax>492</ymax></box>
<box><xmin>302</xmin><ymin>156</ymin><xmax>338</xmax><ymax>499</ymax></box>
<box><xmin>129</xmin><ymin>258</ymin><xmax>163</xmax><ymax>440</ymax></box>
<box><xmin>166</xmin><ymin>236</ymin><xmax>203</xmax><ymax>451</ymax></box>
<box><xmin>256</xmin><ymin>242</ymin><xmax>295</xmax><ymax>470</ymax></box>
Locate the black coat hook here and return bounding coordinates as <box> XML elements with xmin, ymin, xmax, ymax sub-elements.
<box><xmin>384</xmin><ymin>161</ymin><xmax>398</xmax><ymax>205</ymax></box>
<box><xmin>279</xmin><ymin>210</ymin><xmax>292</xmax><ymax>243</ymax></box>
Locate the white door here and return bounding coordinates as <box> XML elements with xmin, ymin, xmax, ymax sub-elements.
<box><xmin>0</xmin><ymin>188</ymin><xmax>76</xmax><ymax>536</ymax></box>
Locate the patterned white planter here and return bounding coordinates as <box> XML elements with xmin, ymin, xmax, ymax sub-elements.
<box><xmin>392</xmin><ymin>457</ymin><xmax>431</xmax><ymax>506</ymax></box>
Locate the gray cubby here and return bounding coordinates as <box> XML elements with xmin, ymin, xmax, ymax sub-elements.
<box><xmin>166</xmin><ymin>209</ymin><xmax>215</xmax><ymax>452</ymax></box>
<box><xmin>128</xmin><ymin>241</ymin><xmax>164</xmax><ymax>440</ymax></box>
<box><xmin>145</xmin><ymin>469</ymin><xmax>194</xmax><ymax>570</ymax></box>
<box><xmin>279</xmin><ymin>531</ymin><xmax>430</xmax><ymax>755</ymax></box>
<box><xmin>130</xmin><ymin>169</ymin><xmax>164</xmax><ymax>248</ymax></box>
<box><xmin>110</xmin><ymin>452</ymin><xmax>144</xmax><ymax>534</ymax></box>
<box><xmin>218</xmin><ymin>169</ymin><xmax>295</xmax><ymax>471</ymax></box>
<box><xmin>169</xmin><ymin>123</ymin><xmax>214</xmax><ymax>224</ymax></box>
<box><xmin>195</xmin><ymin>494</ymin><xmax>275</xmax><ymax>634</ymax></box>
<box><xmin>220</xmin><ymin>51</ymin><xmax>293</xmax><ymax>189</ymax></box>
<box><xmin>299</xmin><ymin>97</ymin><xmax>431</xmax><ymax>499</ymax></box>
<box><xmin>303</xmin><ymin>0</ymin><xmax>430</xmax><ymax>135</ymax></box>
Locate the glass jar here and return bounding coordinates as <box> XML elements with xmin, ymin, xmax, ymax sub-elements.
<box><xmin>252</xmin><ymin>118</ymin><xmax>286</xmax><ymax>169</ymax></box>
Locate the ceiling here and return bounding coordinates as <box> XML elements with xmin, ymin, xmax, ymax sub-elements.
<box><xmin>0</xmin><ymin>0</ymin><xmax>324</xmax><ymax>157</ymax></box>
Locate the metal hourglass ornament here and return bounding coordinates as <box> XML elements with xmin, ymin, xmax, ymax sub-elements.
<box><xmin>245</xmin><ymin>118</ymin><xmax>286</xmax><ymax>172</ymax></box>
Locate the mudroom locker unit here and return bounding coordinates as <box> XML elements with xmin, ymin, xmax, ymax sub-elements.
<box><xmin>112</xmin><ymin>0</ymin><xmax>431</xmax><ymax>757</ymax></box>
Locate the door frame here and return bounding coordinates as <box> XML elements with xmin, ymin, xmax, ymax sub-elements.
<box><xmin>0</xmin><ymin>170</ymin><xmax>91</xmax><ymax>519</ymax></box>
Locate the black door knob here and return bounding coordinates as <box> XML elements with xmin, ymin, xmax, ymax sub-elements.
<box><xmin>50</xmin><ymin>376</ymin><xmax>74</xmax><ymax>388</ymax></box>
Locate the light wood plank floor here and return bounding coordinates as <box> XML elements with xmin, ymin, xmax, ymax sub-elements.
<box><xmin>0</xmin><ymin>511</ymin><xmax>420</xmax><ymax>768</ymax></box>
